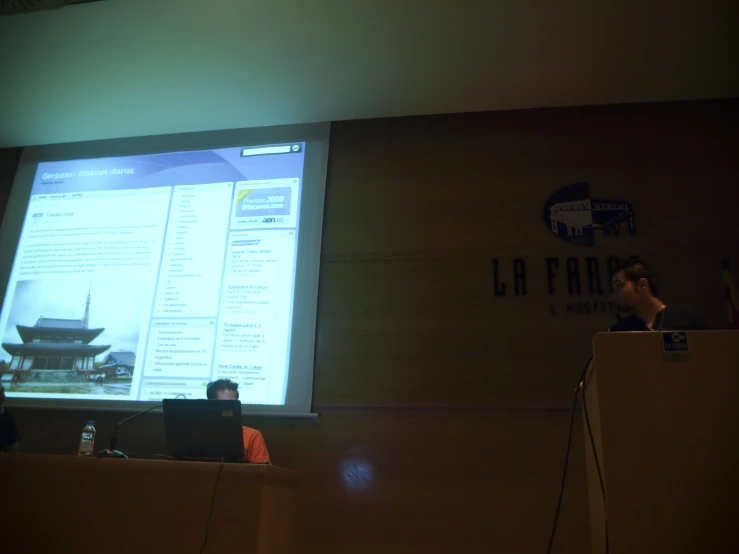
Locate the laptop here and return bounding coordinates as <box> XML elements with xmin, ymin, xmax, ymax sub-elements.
<box><xmin>162</xmin><ymin>399</ymin><xmax>244</xmax><ymax>461</ymax></box>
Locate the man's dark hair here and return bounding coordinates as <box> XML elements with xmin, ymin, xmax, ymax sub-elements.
<box><xmin>206</xmin><ymin>378</ymin><xmax>239</xmax><ymax>400</ymax></box>
<box><xmin>619</xmin><ymin>256</ymin><xmax>660</xmax><ymax>297</ymax></box>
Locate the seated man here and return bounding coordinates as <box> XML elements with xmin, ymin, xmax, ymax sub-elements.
<box><xmin>610</xmin><ymin>256</ymin><xmax>708</xmax><ymax>331</ymax></box>
<box><xmin>0</xmin><ymin>385</ymin><xmax>21</xmax><ymax>452</ymax></box>
<box><xmin>206</xmin><ymin>379</ymin><xmax>271</xmax><ymax>464</ymax></box>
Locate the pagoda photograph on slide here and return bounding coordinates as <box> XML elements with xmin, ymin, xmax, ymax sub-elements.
<box><xmin>0</xmin><ymin>278</ymin><xmax>145</xmax><ymax>396</ymax></box>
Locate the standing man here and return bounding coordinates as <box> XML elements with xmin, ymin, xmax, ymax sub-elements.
<box><xmin>610</xmin><ymin>256</ymin><xmax>708</xmax><ymax>331</ymax></box>
<box><xmin>577</xmin><ymin>256</ymin><xmax>709</xmax><ymax>391</ymax></box>
<box><xmin>206</xmin><ymin>379</ymin><xmax>271</xmax><ymax>464</ymax></box>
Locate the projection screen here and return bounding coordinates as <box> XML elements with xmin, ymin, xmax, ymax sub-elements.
<box><xmin>0</xmin><ymin>123</ymin><xmax>330</xmax><ymax>415</ymax></box>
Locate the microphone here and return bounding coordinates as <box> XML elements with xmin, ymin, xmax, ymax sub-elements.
<box><xmin>98</xmin><ymin>404</ymin><xmax>162</xmax><ymax>459</ymax></box>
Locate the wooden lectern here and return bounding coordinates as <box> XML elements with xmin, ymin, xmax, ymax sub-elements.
<box><xmin>583</xmin><ymin>331</ymin><xmax>739</xmax><ymax>554</ymax></box>
<box><xmin>0</xmin><ymin>454</ymin><xmax>302</xmax><ymax>554</ymax></box>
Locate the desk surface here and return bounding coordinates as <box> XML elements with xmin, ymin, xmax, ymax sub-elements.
<box><xmin>1</xmin><ymin>452</ymin><xmax>303</xmax><ymax>478</ymax></box>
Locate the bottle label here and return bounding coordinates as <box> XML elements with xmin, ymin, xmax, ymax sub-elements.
<box><xmin>78</xmin><ymin>432</ymin><xmax>95</xmax><ymax>455</ymax></box>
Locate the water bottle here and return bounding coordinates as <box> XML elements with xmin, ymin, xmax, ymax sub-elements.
<box><xmin>78</xmin><ymin>420</ymin><xmax>96</xmax><ymax>456</ymax></box>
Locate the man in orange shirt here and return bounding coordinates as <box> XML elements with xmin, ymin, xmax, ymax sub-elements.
<box><xmin>206</xmin><ymin>379</ymin><xmax>271</xmax><ymax>464</ymax></box>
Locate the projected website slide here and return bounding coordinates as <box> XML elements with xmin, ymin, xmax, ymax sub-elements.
<box><xmin>0</xmin><ymin>143</ymin><xmax>306</xmax><ymax>405</ymax></box>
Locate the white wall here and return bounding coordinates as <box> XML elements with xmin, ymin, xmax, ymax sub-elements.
<box><xmin>0</xmin><ymin>0</ymin><xmax>737</xmax><ymax>147</ymax></box>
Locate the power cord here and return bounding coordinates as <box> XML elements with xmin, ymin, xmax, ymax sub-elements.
<box><xmin>546</xmin><ymin>357</ymin><xmax>591</xmax><ymax>554</ymax></box>
<box><xmin>199</xmin><ymin>461</ymin><xmax>225</xmax><ymax>554</ymax></box>
<box><xmin>582</xmin><ymin>369</ymin><xmax>610</xmax><ymax>554</ymax></box>
<box><xmin>98</xmin><ymin>404</ymin><xmax>163</xmax><ymax>458</ymax></box>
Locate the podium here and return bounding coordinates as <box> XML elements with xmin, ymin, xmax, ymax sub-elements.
<box><xmin>583</xmin><ymin>331</ymin><xmax>739</xmax><ymax>554</ymax></box>
<box><xmin>0</xmin><ymin>454</ymin><xmax>302</xmax><ymax>554</ymax></box>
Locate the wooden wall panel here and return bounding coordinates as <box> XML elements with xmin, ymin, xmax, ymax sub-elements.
<box><xmin>313</xmin><ymin>242</ymin><xmax>735</xmax><ymax>408</ymax></box>
<box><xmin>0</xmin><ymin>147</ymin><xmax>22</xmax><ymax>229</ymax></box>
<box><xmin>315</xmin><ymin>100</ymin><xmax>739</xmax><ymax>410</ymax></box>
<box><xmin>11</xmin><ymin>406</ymin><xmax>590</xmax><ymax>554</ymax></box>
<box><xmin>322</xmin><ymin>102</ymin><xmax>739</xmax><ymax>259</ymax></box>
<box><xmin>314</xmin><ymin>258</ymin><xmax>595</xmax><ymax>407</ymax></box>
<box><xmin>2</xmin><ymin>99</ymin><xmax>739</xmax><ymax>554</ymax></box>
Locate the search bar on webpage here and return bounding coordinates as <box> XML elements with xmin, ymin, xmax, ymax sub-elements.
<box><xmin>241</xmin><ymin>146</ymin><xmax>292</xmax><ymax>157</ymax></box>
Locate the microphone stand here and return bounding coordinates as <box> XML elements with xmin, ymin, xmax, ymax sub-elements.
<box><xmin>98</xmin><ymin>404</ymin><xmax>162</xmax><ymax>459</ymax></box>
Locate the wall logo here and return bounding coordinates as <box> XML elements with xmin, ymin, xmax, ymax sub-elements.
<box><xmin>543</xmin><ymin>182</ymin><xmax>635</xmax><ymax>246</ymax></box>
